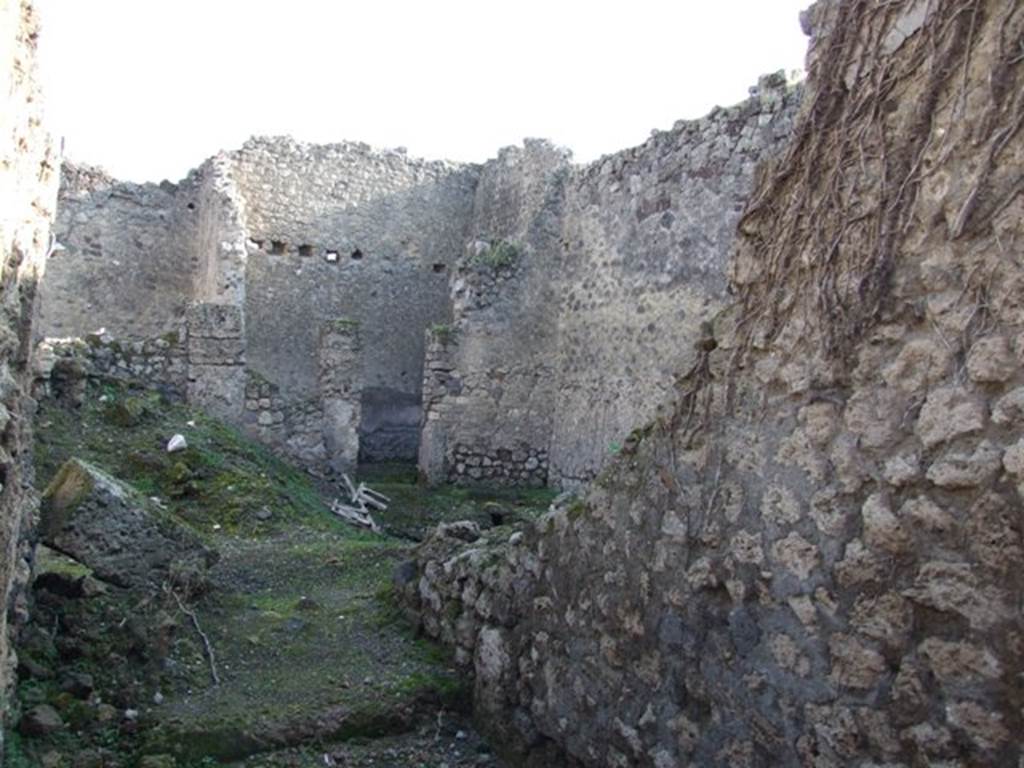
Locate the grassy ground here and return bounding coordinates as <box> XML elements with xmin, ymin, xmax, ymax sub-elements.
<box><xmin>362</xmin><ymin>465</ymin><xmax>556</xmax><ymax>541</ymax></box>
<box><xmin>34</xmin><ymin>381</ymin><xmax>334</xmax><ymax>538</ymax></box>
<box><xmin>8</xmin><ymin>380</ymin><xmax>553</xmax><ymax>767</ymax></box>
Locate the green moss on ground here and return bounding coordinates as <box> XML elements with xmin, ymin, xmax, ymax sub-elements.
<box><xmin>35</xmin><ymin>380</ymin><xmax>336</xmax><ymax>537</ymax></box>
<box><xmin>358</xmin><ymin>463</ymin><xmax>556</xmax><ymax>540</ymax></box>
<box><xmin>21</xmin><ymin>381</ymin><xmax>545</xmax><ymax>765</ymax></box>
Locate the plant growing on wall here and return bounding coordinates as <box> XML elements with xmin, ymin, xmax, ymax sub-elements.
<box><xmin>428</xmin><ymin>323</ymin><xmax>456</xmax><ymax>344</ymax></box>
<box><xmin>331</xmin><ymin>317</ymin><xmax>361</xmax><ymax>333</ymax></box>
<box><xmin>470</xmin><ymin>239</ymin><xmax>519</xmax><ymax>269</ymax></box>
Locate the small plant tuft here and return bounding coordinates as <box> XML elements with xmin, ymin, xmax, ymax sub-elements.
<box><xmin>428</xmin><ymin>323</ymin><xmax>456</xmax><ymax>344</ymax></box>
<box><xmin>331</xmin><ymin>317</ymin><xmax>361</xmax><ymax>333</ymax></box>
<box><xmin>471</xmin><ymin>239</ymin><xmax>519</xmax><ymax>269</ymax></box>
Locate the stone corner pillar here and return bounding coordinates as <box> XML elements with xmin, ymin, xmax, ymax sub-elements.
<box><xmin>186</xmin><ymin>302</ymin><xmax>246</xmax><ymax>423</ymax></box>
<box><xmin>418</xmin><ymin>326</ymin><xmax>457</xmax><ymax>485</ymax></box>
<box><xmin>319</xmin><ymin>319</ymin><xmax>363</xmax><ymax>475</ymax></box>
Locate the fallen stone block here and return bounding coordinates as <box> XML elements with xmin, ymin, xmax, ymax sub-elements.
<box><xmin>40</xmin><ymin>458</ymin><xmax>217</xmax><ymax>589</ymax></box>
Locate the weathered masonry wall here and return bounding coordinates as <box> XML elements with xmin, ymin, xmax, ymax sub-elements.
<box><xmin>35</xmin><ymin>332</ymin><xmax>188</xmax><ymax>405</ymax></box>
<box><xmin>44</xmin><ymin>140</ymin><xmax>480</xmax><ymax>468</ymax></box>
<box><xmin>419</xmin><ymin>141</ymin><xmax>568</xmax><ymax>486</ymax></box>
<box><xmin>549</xmin><ymin>74</ymin><xmax>799</xmax><ymax>487</ymax></box>
<box><xmin>41</xmin><ymin>163</ymin><xmax>199</xmax><ymax>339</ymax></box>
<box><xmin>0</xmin><ymin>0</ymin><xmax>58</xmax><ymax>757</ymax></box>
<box><xmin>419</xmin><ymin>79</ymin><xmax>800</xmax><ymax>488</ymax></box>
<box><xmin>403</xmin><ymin>0</ymin><xmax>1024</xmax><ymax>764</ymax></box>
<box><xmin>233</xmin><ymin>137</ymin><xmax>478</xmax><ymax>462</ymax></box>
<box><xmin>42</xmin><ymin>82</ymin><xmax>798</xmax><ymax>487</ymax></box>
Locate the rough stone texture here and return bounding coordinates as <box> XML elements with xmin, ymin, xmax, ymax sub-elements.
<box><xmin>34</xmin><ymin>329</ymin><xmax>188</xmax><ymax>403</ymax></box>
<box><xmin>41</xmin><ymin>85</ymin><xmax>797</xmax><ymax>484</ymax></box>
<box><xmin>419</xmin><ymin>82</ymin><xmax>800</xmax><ymax>487</ymax></box>
<box><xmin>186</xmin><ymin>302</ymin><xmax>246</xmax><ymax>423</ymax></box>
<box><xmin>318</xmin><ymin>321</ymin><xmax>362</xmax><ymax>474</ymax></box>
<box><xmin>0</xmin><ymin>0</ymin><xmax>58</xmax><ymax>756</ymax></box>
<box><xmin>41</xmin><ymin>162</ymin><xmax>199</xmax><ymax>338</ymax></box>
<box><xmin>44</xmin><ymin>140</ymin><xmax>479</xmax><ymax>466</ymax></box>
<box><xmin>403</xmin><ymin>1</ymin><xmax>1024</xmax><ymax>765</ymax></box>
<box><xmin>39</xmin><ymin>458</ymin><xmax>215</xmax><ymax>589</ymax></box>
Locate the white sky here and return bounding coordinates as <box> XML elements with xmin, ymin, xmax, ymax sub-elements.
<box><xmin>35</xmin><ymin>1</ymin><xmax>810</xmax><ymax>183</ymax></box>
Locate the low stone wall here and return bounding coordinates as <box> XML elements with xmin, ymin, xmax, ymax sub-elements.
<box><xmin>36</xmin><ymin>331</ymin><xmax>188</xmax><ymax>402</ymax></box>
<box><xmin>448</xmin><ymin>442</ymin><xmax>548</xmax><ymax>488</ymax></box>
<box><xmin>34</xmin><ymin>320</ymin><xmax>359</xmax><ymax>474</ymax></box>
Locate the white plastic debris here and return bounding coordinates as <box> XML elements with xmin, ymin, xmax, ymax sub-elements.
<box><xmin>167</xmin><ymin>434</ymin><xmax>187</xmax><ymax>453</ymax></box>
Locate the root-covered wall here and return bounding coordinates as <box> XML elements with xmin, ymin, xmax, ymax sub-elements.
<box><xmin>0</xmin><ymin>0</ymin><xmax>57</xmax><ymax>756</ymax></box>
<box><xmin>403</xmin><ymin>0</ymin><xmax>1024</xmax><ymax>765</ymax></box>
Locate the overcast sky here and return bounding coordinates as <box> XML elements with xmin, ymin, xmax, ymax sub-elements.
<box><xmin>35</xmin><ymin>1</ymin><xmax>810</xmax><ymax>183</ymax></box>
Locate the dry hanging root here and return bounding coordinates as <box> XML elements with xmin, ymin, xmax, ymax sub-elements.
<box><xmin>731</xmin><ymin>0</ymin><xmax>1019</xmax><ymax>366</ymax></box>
<box><xmin>170</xmin><ymin>588</ymin><xmax>220</xmax><ymax>687</ymax></box>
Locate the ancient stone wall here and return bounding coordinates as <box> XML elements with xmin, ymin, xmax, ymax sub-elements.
<box><xmin>233</xmin><ymin>137</ymin><xmax>478</xmax><ymax>462</ymax></box>
<box><xmin>418</xmin><ymin>139</ymin><xmax>569</xmax><ymax>486</ymax></box>
<box><xmin>318</xmin><ymin>320</ymin><xmax>363</xmax><ymax>474</ymax></box>
<box><xmin>186</xmin><ymin>302</ymin><xmax>246</xmax><ymax>423</ymax></box>
<box><xmin>35</xmin><ymin>331</ymin><xmax>188</xmax><ymax>403</ymax></box>
<box><xmin>40</xmin><ymin>138</ymin><xmax>480</xmax><ymax>467</ymax></box>
<box><xmin>403</xmin><ymin>1</ymin><xmax>1024</xmax><ymax>764</ymax></box>
<box><xmin>419</xmin><ymin>84</ymin><xmax>800</xmax><ymax>488</ymax></box>
<box><xmin>0</xmin><ymin>0</ymin><xmax>58</xmax><ymax>755</ymax></box>
<box><xmin>438</xmin><ymin>142</ymin><xmax>569</xmax><ymax>486</ymax></box>
<box><xmin>41</xmin><ymin>162</ymin><xmax>199</xmax><ymax>339</ymax></box>
<box><xmin>192</xmin><ymin>153</ymin><xmax>249</xmax><ymax>306</ymax></box>
<box><xmin>40</xmin><ymin>83</ymin><xmax>799</xmax><ymax>487</ymax></box>
<box><xmin>548</xmin><ymin>75</ymin><xmax>800</xmax><ymax>487</ymax></box>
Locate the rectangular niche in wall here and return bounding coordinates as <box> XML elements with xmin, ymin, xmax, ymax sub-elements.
<box><xmin>270</xmin><ymin>240</ymin><xmax>287</xmax><ymax>255</ymax></box>
<box><xmin>298</xmin><ymin>244</ymin><xmax>313</xmax><ymax>257</ymax></box>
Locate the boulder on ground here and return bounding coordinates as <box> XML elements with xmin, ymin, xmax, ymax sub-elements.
<box><xmin>19</xmin><ymin>704</ymin><xmax>64</xmax><ymax>736</ymax></box>
<box><xmin>40</xmin><ymin>458</ymin><xmax>217</xmax><ymax>589</ymax></box>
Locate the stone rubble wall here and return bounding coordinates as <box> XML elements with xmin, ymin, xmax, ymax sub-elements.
<box><xmin>41</xmin><ymin>162</ymin><xmax>200</xmax><ymax>339</ymax></box>
<box><xmin>185</xmin><ymin>302</ymin><xmax>246</xmax><ymax>424</ymax></box>
<box><xmin>318</xmin><ymin>321</ymin><xmax>363</xmax><ymax>475</ymax></box>
<box><xmin>44</xmin><ymin>137</ymin><xmax>479</xmax><ymax>467</ymax></box>
<box><xmin>0</xmin><ymin>0</ymin><xmax>58</xmax><ymax>756</ymax></box>
<box><xmin>241</xmin><ymin>371</ymin><xmax>327</xmax><ymax>468</ymax></box>
<box><xmin>35</xmin><ymin>331</ymin><xmax>188</xmax><ymax>402</ymax></box>
<box><xmin>403</xmin><ymin>1</ymin><xmax>1024</xmax><ymax>765</ymax></box>
<box><xmin>42</xmin><ymin>93</ymin><xmax>797</xmax><ymax>486</ymax></box>
<box><xmin>233</xmin><ymin>137</ymin><xmax>478</xmax><ymax>462</ymax></box>
<box><xmin>419</xmin><ymin>82</ymin><xmax>801</xmax><ymax>488</ymax></box>
<box><xmin>548</xmin><ymin>73</ymin><xmax>800</xmax><ymax>488</ymax></box>
<box><xmin>192</xmin><ymin>152</ymin><xmax>249</xmax><ymax>306</ymax></box>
